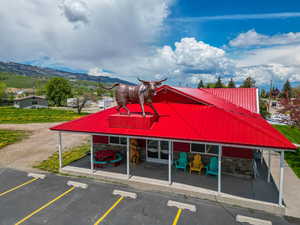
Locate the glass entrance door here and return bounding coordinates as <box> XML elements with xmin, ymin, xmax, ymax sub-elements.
<box><xmin>146</xmin><ymin>140</ymin><xmax>169</xmax><ymax>164</ymax></box>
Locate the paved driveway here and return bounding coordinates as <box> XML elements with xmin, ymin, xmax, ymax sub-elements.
<box><xmin>0</xmin><ymin>168</ymin><xmax>296</xmax><ymax>225</ymax></box>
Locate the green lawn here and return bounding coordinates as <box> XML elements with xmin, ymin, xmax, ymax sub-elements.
<box><xmin>0</xmin><ymin>129</ymin><xmax>29</xmax><ymax>149</ymax></box>
<box><xmin>274</xmin><ymin>125</ymin><xmax>300</xmax><ymax>144</ymax></box>
<box><xmin>274</xmin><ymin>125</ymin><xmax>300</xmax><ymax>178</ymax></box>
<box><xmin>34</xmin><ymin>143</ymin><xmax>90</xmax><ymax>173</ymax></box>
<box><xmin>0</xmin><ymin>107</ymin><xmax>88</xmax><ymax>124</ymax></box>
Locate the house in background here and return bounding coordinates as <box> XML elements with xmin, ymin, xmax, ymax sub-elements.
<box><xmin>14</xmin><ymin>96</ymin><xmax>48</xmax><ymax>109</ymax></box>
<box><xmin>98</xmin><ymin>96</ymin><xmax>115</xmax><ymax>109</ymax></box>
<box><xmin>50</xmin><ymin>85</ymin><xmax>297</xmax><ymax>213</ymax></box>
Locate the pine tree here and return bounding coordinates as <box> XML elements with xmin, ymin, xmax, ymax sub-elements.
<box><xmin>260</xmin><ymin>88</ymin><xmax>267</xmax><ymax>98</ymax></box>
<box><xmin>240</xmin><ymin>77</ymin><xmax>256</xmax><ymax>88</ymax></box>
<box><xmin>227</xmin><ymin>78</ymin><xmax>236</xmax><ymax>88</ymax></box>
<box><xmin>197</xmin><ymin>80</ymin><xmax>204</xmax><ymax>88</ymax></box>
<box><xmin>214</xmin><ymin>76</ymin><xmax>224</xmax><ymax>88</ymax></box>
<box><xmin>282</xmin><ymin>79</ymin><xmax>292</xmax><ymax>99</ymax></box>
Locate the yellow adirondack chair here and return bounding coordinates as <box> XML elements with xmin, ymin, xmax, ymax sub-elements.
<box><xmin>189</xmin><ymin>154</ymin><xmax>204</xmax><ymax>174</ymax></box>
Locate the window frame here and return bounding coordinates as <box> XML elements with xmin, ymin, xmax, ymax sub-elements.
<box><xmin>190</xmin><ymin>143</ymin><xmax>219</xmax><ymax>156</ymax></box>
<box><xmin>108</xmin><ymin>136</ymin><xmax>127</xmax><ymax>146</ymax></box>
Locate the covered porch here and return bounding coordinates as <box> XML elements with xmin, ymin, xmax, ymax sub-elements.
<box><xmin>57</xmin><ymin>132</ymin><xmax>285</xmax><ymax>207</ymax></box>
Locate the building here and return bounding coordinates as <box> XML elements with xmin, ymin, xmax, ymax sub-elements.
<box><xmin>98</xmin><ymin>96</ymin><xmax>115</xmax><ymax>109</ymax></box>
<box><xmin>50</xmin><ymin>85</ymin><xmax>297</xmax><ymax>213</ymax></box>
<box><xmin>14</xmin><ymin>96</ymin><xmax>48</xmax><ymax>109</ymax></box>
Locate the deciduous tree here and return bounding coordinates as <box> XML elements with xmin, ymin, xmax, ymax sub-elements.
<box><xmin>0</xmin><ymin>82</ymin><xmax>6</xmax><ymax>103</ymax></box>
<box><xmin>73</xmin><ymin>87</ymin><xmax>96</xmax><ymax>114</ymax></box>
<box><xmin>279</xmin><ymin>94</ymin><xmax>300</xmax><ymax>129</ymax></box>
<box><xmin>46</xmin><ymin>77</ymin><xmax>72</xmax><ymax>106</ymax></box>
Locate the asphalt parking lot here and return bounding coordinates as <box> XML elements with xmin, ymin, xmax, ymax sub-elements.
<box><xmin>0</xmin><ymin>168</ymin><xmax>297</xmax><ymax>225</ymax></box>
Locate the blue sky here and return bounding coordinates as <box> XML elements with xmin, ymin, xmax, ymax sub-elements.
<box><xmin>0</xmin><ymin>0</ymin><xmax>300</xmax><ymax>88</ymax></box>
<box><xmin>163</xmin><ymin>0</ymin><xmax>300</xmax><ymax>48</ymax></box>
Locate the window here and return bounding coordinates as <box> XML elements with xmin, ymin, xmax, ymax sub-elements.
<box><xmin>147</xmin><ymin>140</ymin><xmax>169</xmax><ymax>160</ymax></box>
<box><xmin>191</xmin><ymin>144</ymin><xmax>205</xmax><ymax>153</ymax></box>
<box><xmin>147</xmin><ymin>140</ymin><xmax>159</xmax><ymax>158</ymax></box>
<box><xmin>109</xmin><ymin>136</ymin><xmax>127</xmax><ymax>145</ymax></box>
<box><xmin>206</xmin><ymin>145</ymin><xmax>219</xmax><ymax>155</ymax></box>
<box><xmin>160</xmin><ymin>141</ymin><xmax>169</xmax><ymax>151</ymax></box>
<box><xmin>160</xmin><ymin>141</ymin><xmax>169</xmax><ymax>160</ymax></box>
<box><xmin>191</xmin><ymin>143</ymin><xmax>219</xmax><ymax>155</ymax></box>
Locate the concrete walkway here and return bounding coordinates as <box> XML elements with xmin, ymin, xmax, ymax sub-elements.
<box><xmin>264</xmin><ymin>151</ymin><xmax>300</xmax><ymax>218</ymax></box>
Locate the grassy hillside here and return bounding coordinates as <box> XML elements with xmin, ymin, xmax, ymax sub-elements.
<box><xmin>0</xmin><ymin>72</ymin><xmax>47</xmax><ymax>88</ymax></box>
<box><xmin>0</xmin><ymin>107</ymin><xmax>88</xmax><ymax>124</ymax></box>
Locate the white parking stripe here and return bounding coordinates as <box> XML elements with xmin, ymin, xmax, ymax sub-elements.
<box><xmin>236</xmin><ymin>215</ymin><xmax>272</xmax><ymax>225</ymax></box>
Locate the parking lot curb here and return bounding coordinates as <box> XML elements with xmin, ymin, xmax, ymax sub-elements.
<box><xmin>113</xmin><ymin>190</ymin><xmax>137</xmax><ymax>199</ymax></box>
<box><xmin>28</xmin><ymin>173</ymin><xmax>46</xmax><ymax>179</ymax></box>
<box><xmin>167</xmin><ymin>200</ymin><xmax>196</xmax><ymax>212</ymax></box>
<box><xmin>67</xmin><ymin>181</ymin><xmax>88</xmax><ymax>189</ymax></box>
<box><xmin>236</xmin><ymin>215</ymin><xmax>272</xmax><ymax>225</ymax></box>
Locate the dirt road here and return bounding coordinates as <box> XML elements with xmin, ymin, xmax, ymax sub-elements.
<box><xmin>0</xmin><ymin>123</ymin><xmax>87</xmax><ymax>171</ymax></box>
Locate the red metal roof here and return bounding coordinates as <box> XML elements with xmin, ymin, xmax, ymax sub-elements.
<box><xmin>157</xmin><ymin>86</ymin><xmax>259</xmax><ymax>117</ymax></box>
<box><xmin>200</xmin><ymin>88</ymin><xmax>258</xmax><ymax>113</ymax></box>
<box><xmin>51</xmin><ymin>103</ymin><xmax>297</xmax><ymax>150</ymax></box>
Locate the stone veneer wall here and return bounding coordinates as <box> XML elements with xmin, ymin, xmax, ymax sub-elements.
<box><xmin>94</xmin><ymin>143</ymin><xmax>253</xmax><ymax>178</ymax></box>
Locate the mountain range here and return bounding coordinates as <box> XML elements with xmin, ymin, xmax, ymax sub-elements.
<box><xmin>0</xmin><ymin>61</ymin><xmax>133</xmax><ymax>85</ymax></box>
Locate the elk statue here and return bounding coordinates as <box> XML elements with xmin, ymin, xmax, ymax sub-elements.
<box><xmin>102</xmin><ymin>78</ymin><xmax>167</xmax><ymax>117</ymax></box>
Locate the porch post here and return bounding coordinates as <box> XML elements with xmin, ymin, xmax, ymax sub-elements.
<box><xmin>279</xmin><ymin>150</ymin><xmax>285</xmax><ymax>206</ymax></box>
<box><xmin>168</xmin><ymin>141</ymin><xmax>172</xmax><ymax>185</ymax></box>
<box><xmin>127</xmin><ymin>137</ymin><xmax>130</xmax><ymax>179</ymax></box>
<box><xmin>58</xmin><ymin>132</ymin><xmax>62</xmax><ymax>169</ymax></box>
<box><xmin>267</xmin><ymin>150</ymin><xmax>271</xmax><ymax>182</ymax></box>
<box><xmin>90</xmin><ymin>135</ymin><xmax>94</xmax><ymax>173</ymax></box>
<box><xmin>218</xmin><ymin>145</ymin><xmax>222</xmax><ymax>193</ymax></box>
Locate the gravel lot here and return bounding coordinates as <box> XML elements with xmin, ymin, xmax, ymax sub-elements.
<box><xmin>0</xmin><ymin>123</ymin><xmax>87</xmax><ymax>171</ymax></box>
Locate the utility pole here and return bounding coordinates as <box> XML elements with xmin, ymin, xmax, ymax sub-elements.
<box><xmin>268</xmin><ymin>79</ymin><xmax>273</xmax><ymax>113</ymax></box>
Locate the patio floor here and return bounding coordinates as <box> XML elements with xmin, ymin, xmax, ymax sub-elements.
<box><xmin>70</xmin><ymin>154</ymin><xmax>279</xmax><ymax>204</ymax></box>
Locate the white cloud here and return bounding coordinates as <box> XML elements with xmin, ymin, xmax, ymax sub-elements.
<box><xmin>236</xmin><ymin>64</ymin><xmax>300</xmax><ymax>85</ymax></box>
<box><xmin>128</xmin><ymin>37</ymin><xmax>234</xmax><ymax>85</ymax></box>
<box><xmin>233</xmin><ymin>49</ymin><xmax>300</xmax><ymax>85</ymax></box>
<box><xmin>88</xmin><ymin>67</ymin><xmax>111</xmax><ymax>76</ymax></box>
<box><xmin>188</xmin><ymin>74</ymin><xmax>217</xmax><ymax>84</ymax></box>
<box><xmin>229</xmin><ymin>29</ymin><xmax>300</xmax><ymax>48</ymax></box>
<box><xmin>0</xmin><ymin>0</ymin><xmax>171</xmax><ymax>78</ymax></box>
<box><xmin>60</xmin><ymin>0</ymin><xmax>90</xmax><ymax>25</ymax></box>
<box><xmin>228</xmin><ymin>31</ymin><xmax>300</xmax><ymax>85</ymax></box>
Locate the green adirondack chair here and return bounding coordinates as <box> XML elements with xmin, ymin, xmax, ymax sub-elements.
<box><xmin>175</xmin><ymin>152</ymin><xmax>188</xmax><ymax>172</ymax></box>
<box><xmin>205</xmin><ymin>157</ymin><xmax>219</xmax><ymax>176</ymax></box>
